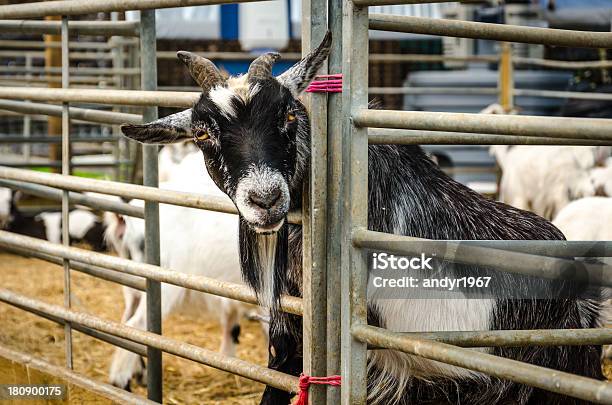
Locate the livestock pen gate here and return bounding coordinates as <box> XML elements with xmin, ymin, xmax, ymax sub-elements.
<box><xmin>0</xmin><ymin>1</ymin><xmax>611</xmax><ymax>405</ymax></box>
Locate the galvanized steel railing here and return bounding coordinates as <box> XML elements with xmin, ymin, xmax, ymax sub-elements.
<box><xmin>1</xmin><ymin>0</ymin><xmax>612</xmax><ymax>404</ymax></box>
<box><xmin>0</xmin><ymin>1</ymin><xmax>316</xmax><ymax>403</ymax></box>
<box><xmin>339</xmin><ymin>1</ymin><xmax>612</xmax><ymax>405</ymax></box>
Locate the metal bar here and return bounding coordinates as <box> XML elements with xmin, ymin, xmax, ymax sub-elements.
<box><xmin>368</xmin><ymin>128</ymin><xmax>612</xmax><ymax>146</ymax></box>
<box><xmin>0</xmin><ymin>39</ymin><xmax>124</xmax><ymax>50</ymax></box>
<box><xmin>0</xmin><ymin>161</ymin><xmax>131</xmax><ymax>169</ymax></box>
<box><xmin>301</xmin><ymin>0</ymin><xmax>328</xmax><ymax>402</ymax></box>
<box><xmin>0</xmin><ymin>289</ymin><xmax>300</xmax><ymax>394</ymax></box>
<box><xmin>353</xmin><ymin>325</ymin><xmax>612</xmax><ymax>404</ymax></box>
<box><xmin>0</xmin><ymin>0</ymin><xmax>264</xmax><ymax>19</ymax></box>
<box><xmin>4</xmin><ymin>293</ymin><xmax>146</xmax><ymax>355</ymax></box>
<box><xmin>341</xmin><ymin>1</ymin><xmax>369</xmax><ymax>403</ymax></box>
<box><xmin>513</xmin><ymin>57</ymin><xmax>612</xmax><ymax>69</ymax></box>
<box><xmin>354</xmin><ymin>109</ymin><xmax>612</xmax><ymax>140</ymax></box>
<box><xmin>140</xmin><ymin>9</ymin><xmax>162</xmax><ymax>402</ymax></box>
<box><xmin>0</xmin><ymin>87</ymin><xmax>198</xmax><ymax>108</ymax></box>
<box><xmin>22</xmin><ymin>54</ymin><xmax>32</xmax><ymax>162</ymax></box>
<box><xmin>60</xmin><ymin>15</ymin><xmax>72</xmax><ymax>371</ymax></box>
<box><xmin>0</xmin><ymin>231</ymin><xmax>303</xmax><ymax>315</ymax></box>
<box><xmin>355</xmin><ymin>0</ymin><xmax>479</xmax><ymax>5</ymax></box>
<box><xmin>0</xmin><ymin>66</ymin><xmax>140</xmax><ymax>75</ymax></box>
<box><xmin>0</xmin><ymin>166</ymin><xmax>302</xmax><ymax>224</ymax></box>
<box><xmin>0</xmin><ymin>179</ymin><xmax>144</xmax><ymax>218</ymax></box>
<box><xmin>6</xmin><ymin>244</ymin><xmax>146</xmax><ymax>291</ymax></box>
<box><xmin>0</xmin><ymin>20</ymin><xmax>140</xmax><ymax>36</ymax></box>
<box><xmin>351</xmin><ymin>228</ymin><xmax>612</xmax><ymax>287</ymax></box>
<box><xmin>0</xmin><ymin>135</ymin><xmax>120</xmax><ymax>143</ymax></box>
<box><xmin>367</xmin><ymin>328</ymin><xmax>612</xmax><ymax>349</ymax></box>
<box><xmin>0</xmin><ymin>99</ymin><xmax>142</xmax><ymax>125</ymax></box>
<box><xmin>326</xmin><ymin>0</ymin><xmax>343</xmax><ymax>402</ymax></box>
<box><xmin>369</xmin><ymin>14</ymin><xmax>612</xmax><ymax>49</ymax></box>
<box><xmin>514</xmin><ymin>88</ymin><xmax>612</xmax><ymax>101</ymax></box>
<box><xmin>369</xmin><ymin>87</ymin><xmax>498</xmax><ymax>95</ymax></box>
<box><xmin>0</xmin><ymin>345</ymin><xmax>155</xmax><ymax>405</ymax></box>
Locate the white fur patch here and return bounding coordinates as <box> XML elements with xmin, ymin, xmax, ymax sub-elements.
<box><xmin>209</xmin><ymin>85</ymin><xmax>237</xmax><ymax>119</ymax></box>
<box><xmin>257</xmin><ymin>233</ymin><xmax>278</xmax><ymax>309</ymax></box>
<box><xmin>234</xmin><ymin>164</ymin><xmax>290</xmax><ymax>226</ymax></box>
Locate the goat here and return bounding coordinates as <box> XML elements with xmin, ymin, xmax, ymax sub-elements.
<box><xmin>1</xmin><ymin>189</ymin><xmax>47</xmax><ymax>240</ymax></box>
<box><xmin>491</xmin><ymin>145</ymin><xmax>610</xmax><ymax>219</ymax></box>
<box><xmin>104</xmin><ymin>151</ymin><xmax>263</xmax><ymax>390</ymax></box>
<box><xmin>38</xmin><ymin>209</ymin><xmax>107</xmax><ymax>252</ymax></box>
<box><xmin>121</xmin><ymin>32</ymin><xmax>603</xmax><ymax>405</ymax></box>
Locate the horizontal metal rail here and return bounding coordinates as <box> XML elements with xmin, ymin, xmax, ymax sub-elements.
<box><xmin>0</xmin><ymin>166</ymin><xmax>302</xmax><ymax>224</ymax></box>
<box><xmin>0</xmin><ymin>99</ymin><xmax>142</xmax><ymax>125</ymax></box>
<box><xmin>4</xmin><ymin>244</ymin><xmax>146</xmax><ymax>291</ymax></box>
<box><xmin>0</xmin><ymin>0</ymin><xmax>264</xmax><ymax>19</ymax></box>
<box><xmin>0</xmin><ymin>39</ymin><xmax>122</xmax><ymax>50</ymax></box>
<box><xmin>0</xmin><ymin>20</ymin><xmax>139</xmax><ymax>36</ymax></box>
<box><xmin>1</xmin><ymin>161</ymin><xmax>130</xmax><ymax>169</ymax></box>
<box><xmin>369</xmin><ymin>328</ymin><xmax>612</xmax><ymax>349</ymax></box>
<box><xmin>0</xmin><ymin>50</ymin><xmax>117</xmax><ymax>60</ymax></box>
<box><xmin>0</xmin><ymin>288</ymin><xmax>300</xmax><ymax>394</ymax></box>
<box><xmin>354</xmin><ymin>109</ymin><xmax>612</xmax><ymax>140</ymax></box>
<box><xmin>0</xmin><ymin>179</ymin><xmax>144</xmax><ymax>218</ymax></box>
<box><xmin>0</xmin><ymin>345</ymin><xmax>154</xmax><ymax>405</ymax></box>
<box><xmin>0</xmin><ymin>87</ymin><xmax>198</xmax><ymax>108</ymax></box>
<box><xmin>369</xmin><ymin>14</ymin><xmax>612</xmax><ymax>48</ymax></box>
<box><xmin>5</xmin><ymin>292</ymin><xmax>146</xmax><ymax>355</ymax></box>
<box><xmin>0</xmin><ymin>136</ymin><xmax>119</xmax><ymax>144</ymax></box>
<box><xmin>352</xmin><ymin>228</ymin><xmax>612</xmax><ymax>287</ymax></box>
<box><xmin>369</xmin><ymin>87</ymin><xmax>498</xmax><ymax>95</ymax></box>
<box><xmin>0</xmin><ymin>66</ymin><xmax>141</xmax><ymax>76</ymax></box>
<box><xmin>514</xmin><ymin>88</ymin><xmax>612</xmax><ymax>101</ymax></box>
<box><xmin>0</xmin><ymin>230</ymin><xmax>303</xmax><ymax>316</ymax></box>
<box><xmin>368</xmin><ymin>128</ymin><xmax>612</xmax><ymax>146</ymax></box>
<box><xmin>354</xmin><ymin>0</ymin><xmax>480</xmax><ymax>5</ymax></box>
<box><xmin>352</xmin><ymin>325</ymin><xmax>612</xmax><ymax>404</ymax></box>
<box><xmin>513</xmin><ymin>57</ymin><xmax>612</xmax><ymax>70</ymax></box>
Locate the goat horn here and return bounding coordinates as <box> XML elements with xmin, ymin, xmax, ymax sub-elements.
<box><xmin>176</xmin><ymin>51</ymin><xmax>224</xmax><ymax>93</ymax></box>
<box><xmin>247</xmin><ymin>52</ymin><xmax>280</xmax><ymax>82</ymax></box>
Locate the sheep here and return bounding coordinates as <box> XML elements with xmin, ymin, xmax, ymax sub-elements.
<box><xmin>588</xmin><ymin>157</ymin><xmax>612</xmax><ymax>197</ymax></box>
<box><xmin>38</xmin><ymin>209</ymin><xmax>107</xmax><ymax>252</ymax></box>
<box><xmin>553</xmin><ymin>197</ymin><xmax>612</xmax><ymax>358</ymax></box>
<box><xmin>491</xmin><ymin>145</ymin><xmax>610</xmax><ymax>219</ymax></box>
<box><xmin>105</xmin><ymin>151</ymin><xmax>262</xmax><ymax>391</ymax></box>
<box><xmin>121</xmin><ymin>32</ymin><xmax>603</xmax><ymax>405</ymax></box>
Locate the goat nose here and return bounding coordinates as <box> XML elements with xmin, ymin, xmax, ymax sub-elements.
<box><xmin>249</xmin><ymin>189</ymin><xmax>281</xmax><ymax>209</ymax></box>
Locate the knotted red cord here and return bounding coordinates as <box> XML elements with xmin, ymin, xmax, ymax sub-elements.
<box><xmin>305</xmin><ymin>74</ymin><xmax>343</xmax><ymax>93</ymax></box>
<box><xmin>293</xmin><ymin>373</ymin><xmax>342</xmax><ymax>405</ymax></box>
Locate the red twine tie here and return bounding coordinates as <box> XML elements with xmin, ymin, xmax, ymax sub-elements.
<box><xmin>305</xmin><ymin>74</ymin><xmax>343</xmax><ymax>93</ymax></box>
<box><xmin>293</xmin><ymin>373</ymin><xmax>342</xmax><ymax>405</ymax></box>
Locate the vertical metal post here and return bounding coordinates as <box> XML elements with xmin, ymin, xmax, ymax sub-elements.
<box><xmin>499</xmin><ymin>42</ymin><xmax>514</xmax><ymax>112</ymax></box>
<box><xmin>341</xmin><ymin>1</ymin><xmax>369</xmax><ymax>404</ymax></box>
<box><xmin>326</xmin><ymin>0</ymin><xmax>343</xmax><ymax>403</ymax></box>
<box><xmin>140</xmin><ymin>9</ymin><xmax>162</xmax><ymax>403</ymax></box>
<box><xmin>60</xmin><ymin>15</ymin><xmax>73</xmax><ymax>370</ymax></box>
<box><xmin>302</xmin><ymin>0</ymin><xmax>328</xmax><ymax>403</ymax></box>
<box><xmin>23</xmin><ymin>53</ymin><xmax>32</xmax><ymax>162</ymax></box>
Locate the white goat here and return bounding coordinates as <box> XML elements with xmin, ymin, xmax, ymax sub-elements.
<box><xmin>106</xmin><ymin>151</ymin><xmax>259</xmax><ymax>390</ymax></box>
<box><xmin>491</xmin><ymin>146</ymin><xmax>610</xmax><ymax>219</ymax></box>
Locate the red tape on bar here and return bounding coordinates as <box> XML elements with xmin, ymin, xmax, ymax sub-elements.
<box><xmin>305</xmin><ymin>74</ymin><xmax>343</xmax><ymax>93</ymax></box>
<box><xmin>293</xmin><ymin>373</ymin><xmax>342</xmax><ymax>405</ymax></box>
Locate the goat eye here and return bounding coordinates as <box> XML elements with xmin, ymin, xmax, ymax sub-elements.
<box><xmin>286</xmin><ymin>112</ymin><xmax>296</xmax><ymax>123</ymax></box>
<box><xmin>193</xmin><ymin>128</ymin><xmax>210</xmax><ymax>141</ymax></box>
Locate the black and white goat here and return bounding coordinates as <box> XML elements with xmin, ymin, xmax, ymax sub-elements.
<box><xmin>121</xmin><ymin>33</ymin><xmax>603</xmax><ymax>405</ymax></box>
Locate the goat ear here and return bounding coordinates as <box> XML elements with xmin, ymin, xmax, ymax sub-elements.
<box><xmin>121</xmin><ymin>109</ymin><xmax>193</xmax><ymax>144</ymax></box>
<box><xmin>277</xmin><ymin>31</ymin><xmax>331</xmax><ymax>96</ymax></box>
